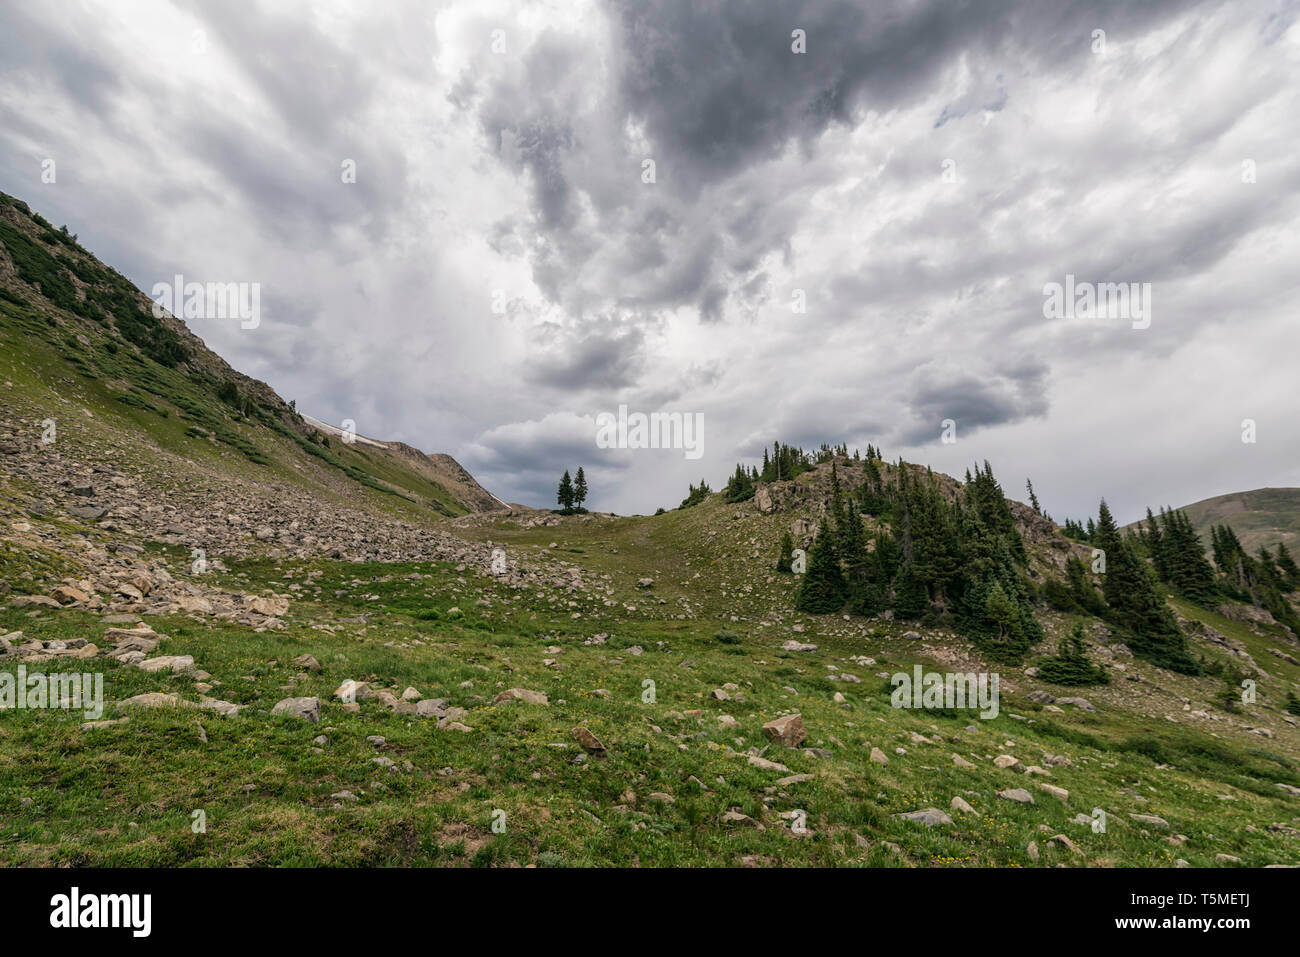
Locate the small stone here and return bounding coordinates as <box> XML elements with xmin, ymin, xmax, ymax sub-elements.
<box><xmin>271</xmin><ymin>696</ymin><xmax>320</xmax><ymax>723</ymax></box>
<box><xmin>494</xmin><ymin>688</ymin><xmax>549</xmax><ymax>705</ymax></box>
<box><xmin>997</xmin><ymin>788</ymin><xmax>1035</xmax><ymax>804</ymax></box>
<box><xmin>762</xmin><ymin>713</ymin><xmax>807</xmax><ymax>748</ymax></box>
<box><xmin>1040</xmin><ymin>783</ymin><xmax>1070</xmax><ymax>803</ymax></box>
<box><xmin>572</xmin><ymin>726</ymin><xmax>606</xmax><ymax>756</ymax></box>
<box><xmin>1129</xmin><ymin>813</ymin><xmax>1170</xmax><ymax>829</ymax></box>
<box><xmin>896</xmin><ymin>807</ymin><xmax>952</xmax><ymax>827</ymax></box>
<box><xmin>1048</xmin><ymin>834</ymin><xmax>1084</xmax><ymax>855</ymax></box>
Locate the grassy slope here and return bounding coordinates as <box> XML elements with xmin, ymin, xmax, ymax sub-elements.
<box><xmin>1180</xmin><ymin>488</ymin><xmax>1300</xmax><ymax>557</ymax></box>
<box><xmin>3</xmin><ymin>501</ymin><xmax>1298</xmax><ymax>867</ymax></box>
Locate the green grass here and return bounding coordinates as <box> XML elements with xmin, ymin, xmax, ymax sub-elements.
<box><xmin>3</xmin><ymin>547</ymin><xmax>1297</xmax><ymax>867</ymax></box>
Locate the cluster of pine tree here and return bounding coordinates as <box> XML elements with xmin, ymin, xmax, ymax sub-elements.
<box><xmin>1061</xmin><ymin>516</ymin><xmax>1096</xmax><ymax>541</ymax></box>
<box><xmin>1208</xmin><ymin>525</ymin><xmax>1300</xmax><ymax>636</ymax></box>
<box><xmin>555</xmin><ymin>468</ymin><xmax>588</xmax><ymax>514</ymax></box>
<box><xmin>792</xmin><ymin>458</ymin><xmax>1043</xmax><ymax>664</ymax></box>
<box><xmin>1091</xmin><ymin>501</ymin><xmax>1201</xmax><ymax>674</ymax></box>
<box><xmin>758</xmin><ymin>442</ymin><xmax>818</xmax><ymax>483</ymax></box>
<box><xmin>678</xmin><ymin>479</ymin><xmax>712</xmax><ymax>509</ymax></box>
<box><xmin>1135</xmin><ymin>507</ymin><xmax>1219</xmax><ymax>607</ymax></box>
<box><xmin>722</xmin><ymin>463</ymin><xmax>759</xmax><ymax>503</ymax></box>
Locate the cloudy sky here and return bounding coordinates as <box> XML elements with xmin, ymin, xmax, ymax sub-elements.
<box><xmin>2</xmin><ymin>0</ymin><xmax>1298</xmax><ymax>521</ymax></box>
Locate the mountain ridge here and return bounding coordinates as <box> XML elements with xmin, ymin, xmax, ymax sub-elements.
<box><xmin>0</xmin><ymin>190</ymin><xmax>502</xmax><ymax>518</ymax></box>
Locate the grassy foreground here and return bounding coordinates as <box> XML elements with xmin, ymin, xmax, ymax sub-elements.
<box><xmin>3</xmin><ymin>538</ymin><xmax>1298</xmax><ymax>868</ymax></box>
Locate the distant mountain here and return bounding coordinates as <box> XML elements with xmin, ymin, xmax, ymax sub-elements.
<box><xmin>1132</xmin><ymin>488</ymin><xmax>1300</xmax><ymax>557</ymax></box>
<box><xmin>0</xmin><ymin>191</ymin><xmax>504</xmax><ymax>517</ymax></box>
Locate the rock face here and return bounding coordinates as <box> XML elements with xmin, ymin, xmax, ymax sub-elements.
<box><xmin>271</xmin><ymin>697</ymin><xmax>320</xmax><ymax>723</ymax></box>
<box><xmin>762</xmin><ymin>714</ymin><xmax>807</xmax><ymax>748</ymax></box>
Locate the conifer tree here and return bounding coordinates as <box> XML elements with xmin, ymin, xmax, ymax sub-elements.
<box><xmin>574</xmin><ymin>467</ymin><xmax>588</xmax><ymax>509</ymax></box>
<box><xmin>1160</xmin><ymin>508</ymin><xmax>1217</xmax><ymax>606</ymax></box>
<box><xmin>794</xmin><ymin>528</ymin><xmax>847</xmax><ymax>613</ymax></box>
<box><xmin>557</xmin><ymin>470</ymin><xmax>575</xmax><ymax>510</ymax></box>
<box><xmin>1037</xmin><ymin>621</ymin><xmax>1110</xmax><ymax>686</ymax></box>
<box><xmin>1275</xmin><ymin>542</ymin><xmax>1300</xmax><ymax>590</ymax></box>
<box><xmin>1093</xmin><ymin>499</ymin><xmax>1199</xmax><ymax>674</ymax></box>
<box><xmin>776</xmin><ymin>531</ymin><xmax>795</xmax><ymax>574</ymax></box>
<box><xmin>890</xmin><ymin>560</ymin><xmax>928</xmax><ymax>620</ymax></box>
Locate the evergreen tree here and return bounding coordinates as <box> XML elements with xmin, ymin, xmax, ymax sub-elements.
<box><xmin>890</xmin><ymin>560</ymin><xmax>928</xmax><ymax>620</ymax></box>
<box><xmin>1026</xmin><ymin>479</ymin><xmax>1041</xmax><ymax>515</ymax></box>
<box><xmin>1275</xmin><ymin>542</ymin><xmax>1300</xmax><ymax>590</ymax></box>
<box><xmin>679</xmin><ymin>479</ymin><xmax>712</xmax><ymax>509</ymax></box>
<box><xmin>1094</xmin><ymin>499</ymin><xmax>1199</xmax><ymax>674</ymax></box>
<box><xmin>1037</xmin><ymin>622</ymin><xmax>1110</xmax><ymax>686</ymax></box>
<box><xmin>1144</xmin><ymin>507</ymin><xmax>1167</xmax><ymax>579</ymax></box>
<box><xmin>557</xmin><ymin>470</ymin><xmax>575</xmax><ymax>510</ymax></box>
<box><xmin>776</xmin><ymin>531</ymin><xmax>795</xmax><ymax>574</ymax></box>
<box><xmin>1160</xmin><ymin>508</ymin><xmax>1217</xmax><ymax>606</ymax></box>
<box><xmin>723</xmin><ymin>462</ymin><xmax>756</xmax><ymax>503</ymax></box>
<box><xmin>573</xmin><ymin>467</ymin><xmax>588</xmax><ymax>509</ymax></box>
<box><xmin>1064</xmin><ymin>554</ymin><xmax>1107</xmax><ymax>615</ymax></box>
<box><xmin>794</xmin><ymin>528</ymin><xmax>847</xmax><ymax>613</ymax></box>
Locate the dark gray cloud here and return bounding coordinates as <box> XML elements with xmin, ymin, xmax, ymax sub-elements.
<box><xmin>526</xmin><ymin>319</ymin><xmax>647</xmax><ymax>392</ymax></box>
<box><xmin>898</xmin><ymin>360</ymin><xmax>1051</xmax><ymax>447</ymax></box>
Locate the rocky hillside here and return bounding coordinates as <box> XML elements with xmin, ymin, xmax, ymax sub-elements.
<box><xmin>0</xmin><ymin>191</ymin><xmax>504</xmax><ymax>520</ymax></box>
